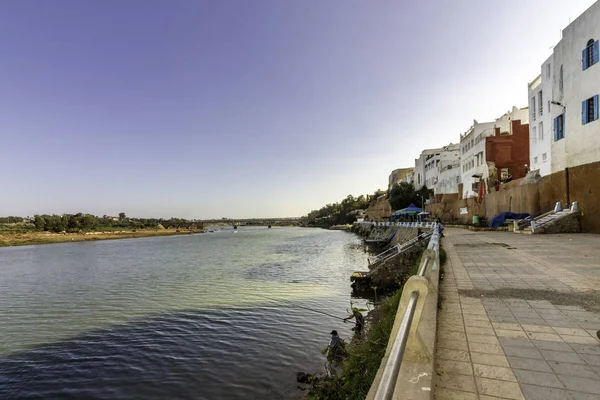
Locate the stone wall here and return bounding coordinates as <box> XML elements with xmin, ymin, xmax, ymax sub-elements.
<box><xmin>425</xmin><ymin>159</ymin><xmax>600</xmax><ymax>233</ymax></box>
<box><xmin>364</xmin><ymin>196</ymin><xmax>392</xmax><ymax>222</ymax></box>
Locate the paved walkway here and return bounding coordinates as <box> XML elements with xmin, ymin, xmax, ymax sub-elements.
<box><xmin>434</xmin><ymin>228</ymin><xmax>600</xmax><ymax>400</ymax></box>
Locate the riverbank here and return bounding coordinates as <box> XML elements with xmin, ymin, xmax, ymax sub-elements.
<box><xmin>0</xmin><ymin>229</ymin><xmax>194</xmax><ymax>248</ymax></box>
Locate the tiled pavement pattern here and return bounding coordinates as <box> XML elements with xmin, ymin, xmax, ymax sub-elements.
<box><xmin>434</xmin><ymin>228</ymin><xmax>600</xmax><ymax>400</ymax></box>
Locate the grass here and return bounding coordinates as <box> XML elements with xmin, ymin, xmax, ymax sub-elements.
<box><xmin>306</xmin><ymin>289</ymin><xmax>403</xmax><ymax>400</ymax></box>
<box><xmin>0</xmin><ymin>229</ymin><xmax>193</xmax><ymax>248</ymax></box>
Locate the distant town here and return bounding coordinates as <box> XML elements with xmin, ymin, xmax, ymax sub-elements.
<box><xmin>365</xmin><ymin>3</ymin><xmax>600</xmax><ymax>233</ymax></box>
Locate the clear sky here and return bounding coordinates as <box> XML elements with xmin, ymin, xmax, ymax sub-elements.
<box><xmin>1</xmin><ymin>0</ymin><xmax>596</xmax><ymax>219</ymax></box>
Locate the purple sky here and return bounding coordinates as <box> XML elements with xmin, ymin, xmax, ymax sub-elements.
<box><xmin>1</xmin><ymin>0</ymin><xmax>596</xmax><ymax>218</ymax></box>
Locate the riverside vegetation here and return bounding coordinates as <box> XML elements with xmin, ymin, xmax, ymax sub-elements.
<box><xmin>0</xmin><ymin>213</ymin><xmax>201</xmax><ymax>247</ymax></box>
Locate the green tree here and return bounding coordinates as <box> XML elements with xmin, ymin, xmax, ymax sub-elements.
<box><xmin>388</xmin><ymin>183</ymin><xmax>433</xmax><ymax>211</ymax></box>
<box><xmin>119</xmin><ymin>212</ymin><xmax>126</xmax><ymax>222</ymax></box>
<box><xmin>33</xmin><ymin>215</ymin><xmax>46</xmax><ymax>231</ymax></box>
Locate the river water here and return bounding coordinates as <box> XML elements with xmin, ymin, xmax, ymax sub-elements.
<box><xmin>0</xmin><ymin>227</ymin><xmax>370</xmax><ymax>399</ymax></box>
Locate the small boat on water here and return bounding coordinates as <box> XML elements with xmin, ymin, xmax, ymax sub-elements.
<box><xmin>268</xmin><ymin>224</ymin><xmax>272</xmax><ymax>228</ymax></box>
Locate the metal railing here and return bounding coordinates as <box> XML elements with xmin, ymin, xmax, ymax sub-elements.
<box><xmin>356</xmin><ymin>221</ymin><xmax>435</xmax><ymax>228</ymax></box>
<box><xmin>369</xmin><ymin>231</ymin><xmax>433</xmax><ymax>266</ymax></box>
<box><xmin>369</xmin><ymin>224</ymin><xmax>441</xmax><ymax>400</ymax></box>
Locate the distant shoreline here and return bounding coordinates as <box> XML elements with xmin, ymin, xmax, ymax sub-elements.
<box><xmin>0</xmin><ymin>229</ymin><xmax>194</xmax><ymax>248</ymax></box>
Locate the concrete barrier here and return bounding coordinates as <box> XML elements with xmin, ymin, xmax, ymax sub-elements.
<box><xmin>365</xmin><ymin>226</ymin><xmax>440</xmax><ymax>400</ymax></box>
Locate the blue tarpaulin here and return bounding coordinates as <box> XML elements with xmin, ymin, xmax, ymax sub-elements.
<box><xmin>489</xmin><ymin>212</ymin><xmax>531</xmax><ymax>229</ymax></box>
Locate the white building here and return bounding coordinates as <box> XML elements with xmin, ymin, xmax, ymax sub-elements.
<box><xmin>527</xmin><ymin>56</ymin><xmax>554</xmax><ymax>177</ymax></box>
<box><xmin>414</xmin><ymin>148</ymin><xmax>442</xmax><ymax>190</ymax></box>
<box><xmin>432</xmin><ymin>143</ymin><xmax>461</xmax><ymax>195</ymax></box>
<box><xmin>459</xmin><ymin>107</ymin><xmax>530</xmax><ymax>198</ymax></box>
<box><xmin>548</xmin><ymin>1</ymin><xmax>600</xmax><ymax>173</ymax></box>
<box><xmin>460</xmin><ymin>120</ymin><xmax>496</xmax><ymax>198</ymax></box>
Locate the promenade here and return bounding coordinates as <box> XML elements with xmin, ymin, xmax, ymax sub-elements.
<box><xmin>434</xmin><ymin>228</ymin><xmax>600</xmax><ymax>400</ymax></box>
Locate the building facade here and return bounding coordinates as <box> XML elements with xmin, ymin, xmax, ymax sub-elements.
<box><xmin>414</xmin><ymin>148</ymin><xmax>443</xmax><ymax>190</ymax></box>
<box><xmin>549</xmin><ymin>1</ymin><xmax>600</xmax><ymax>173</ymax></box>
<box><xmin>527</xmin><ymin>56</ymin><xmax>553</xmax><ymax>177</ymax></box>
<box><xmin>432</xmin><ymin>143</ymin><xmax>461</xmax><ymax>195</ymax></box>
<box><xmin>460</xmin><ymin>120</ymin><xmax>496</xmax><ymax>198</ymax></box>
<box><xmin>460</xmin><ymin>107</ymin><xmax>529</xmax><ymax>198</ymax></box>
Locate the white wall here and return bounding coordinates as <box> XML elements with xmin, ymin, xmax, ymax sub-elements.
<box><xmin>528</xmin><ymin>58</ymin><xmax>553</xmax><ymax>177</ymax></box>
<box><xmin>460</xmin><ymin>121</ymin><xmax>495</xmax><ymax>198</ymax></box>
<box><xmin>433</xmin><ymin>143</ymin><xmax>461</xmax><ymax>194</ymax></box>
<box><xmin>551</xmin><ymin>1</ymin><xmax>600</xmax><ymax>172</ymax></box>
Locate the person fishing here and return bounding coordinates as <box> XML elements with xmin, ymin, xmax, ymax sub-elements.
<box><xmin>322</xmin><ymin>330</ymin><xmax>346</xmax><ymax>377</ymax></box>
<box><xmin>344</xmin><ymin>307</ymin><xmax>364</xmax><ymax>334</ymax></box>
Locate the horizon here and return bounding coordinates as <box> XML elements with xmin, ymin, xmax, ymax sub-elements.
<box><xmin>1</xmin><ymin>0</ymin><xmax>597</xmax><ymax>219</ymax></box>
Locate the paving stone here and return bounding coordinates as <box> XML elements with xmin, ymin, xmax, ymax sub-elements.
<box><xmin>522</xmin><ymin>324</ymin><xmax>555</xmax><ymax>333</ymax></box>
<box><xmin>541</xmin><ymin>349</ymin><xmax>586</xmax><ymax>364</ymax></box>
<box><xmin>434</xmin><ymin>388</ymin><xmax>478</xmax><ymax>400</ymax></box>
<box><xmin>436</xmin><ymin>373</ymin><xmax>477</xmax><ymax>392</ymax></box>
<box><xmin>580</xmin><ymin>354</ymin><xmax>600</xmax><ymax>366</ymax></box>
<box><xmin>469</xmin><ymin>352</ymin><xmax>510</xmax><ymax>367</ymax></box>
<box><xmin>496</xmin><ymin>329</ymin><xmax>530</xmax><ymax>339</ymax></box>
<box><xmin>526</xmin><ymin>332</ymin><xmax>564</xmax><ymax>342</ymax></box>
<box><xmin>438</xmin><ymin>338</ymin><xmax>469</xmax><ymax>351</ymax></box>
<box><xmin>465</xmin><ymin>326</ymin><xmax>495</xmax><ymax>336</ymax></box>
<box><xmin>569</xmin><ymin>391</ymin><xmax>600</xmax><ymax>400</ymax></box>
<box><xmin>570</xmin><ymin>344</ymin><xmax>600</xmax><ymax>356</ymax></box>
<box><xmin>548</xmin><ymin>361</ymin><xmax>599</xmax><ymax>379</ymax></box>
<box><xmin>437</xmin><ymin>348</ymin><xmax>471</xmax><ymax>363</ymax></box>
<box><xmin>558</xmin><ymin>375</ymin><xmax>600</xmax><ymax>394</ymax></box>
<box><xmin>467</xmin><ymin>334</ymin><xmax>500</xmax><ymax>345</ymax></box>
<box><xmin>520</xmin><ymin>384</ymin><xmax>575</xmax><ymax>400</ymax></box>
<box><xmin>502</xmin><ymin>345</ymin><xmax>543</xmax><ymax>359</ymax></box>
<box><xmin>561</xmin><ymin>335</ymin><xmax>600</xmax><ymax>345</ymax></box>
<box><xmin>445</xmin><ymin>331</ymin><xmax>467</xmax><ymax>340</ymax></box>
<box><xmin>473</xmin><ymin>363</ymin><xmax>516</xmax><ymax>381</ymax></box>
<box><xmin>468</xmin><ymin>342</ymin><xmax>504</xmax><ymax>355</ymax></box>
<box><xmin>532</xmin><ymin>339</ymin><xmax>573</xmax><ymax>351</ymax></box>
<box><xmin>513</xmin><ymin>368</ymin><xmax>565</xmax><ymax>388</ymax></box>
<box><xmin>507</xmin><ymin>356</ymin><xmax>553</xmax><ymax>372</ymax></box>
<box><xmin>492</xmin><ymin>322</ymin><xmax>522</xmax><ymax>331</ymax></box>
<box><xmin>436</xmin><ymin>359</ymin><xmax>474</xmax><ymax>376</ymax></box>
<box><xmin>553</xmin><ymin>327</ymin><xmax>592</xmax><ymax>336</ymax></box>
<box><xmin>475</xmin><ymin>377</ymin><xmax>524</xmax><ymax>399</ymax></box>
<box><xmin>499</xmin><ymin>337</ymin><xmax>535</xmax><ymax>348</ymax></box>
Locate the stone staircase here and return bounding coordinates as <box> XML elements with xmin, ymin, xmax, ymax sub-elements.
<box><xmin>517</xmin><ymin>202</ymin><xmax>581</xmax><ymax>234</ymax></box>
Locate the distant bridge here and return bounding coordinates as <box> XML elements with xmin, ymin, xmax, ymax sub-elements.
<box><xmin>201</xmin><ymin>218</ymin><xmax>301</xmax><ymax>227</ymax></box>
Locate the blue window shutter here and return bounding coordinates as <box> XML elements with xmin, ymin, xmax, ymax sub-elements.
<box><xmin>583</xmin><ymin>100</ymin><xmax>588</xmax><ymax>124</ymax></box>
<box><xmin>583</xmin><ymin>48</ymin><xmax>589</xmax><ymax>70</ymax></box>
<box><xmin>595</xmin><ymin>95</ymin><xmax>599</xmax><ymax>121</ymax></box>
<box><xmin>594</xmin><ymin>41</ymin><xmax>600</xmax><ymax>64</ymax></box>
<box><xmin>554</xmin><ymin>117</ymin><xmax>559</xmax><ymax>141</ymax></box>
<box><xmin>563</xmin><ymin>114</ymin><xmax>565</xmax><ymax>138</ymax></box>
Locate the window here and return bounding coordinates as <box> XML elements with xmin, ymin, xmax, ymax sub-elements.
<box><xmin>582</xmin><ymin>95</ymin><xmax>599</xmax><ymax>124</ymax></box>
<box><xmin>542</xmin><ymin>153</ymin><xmax>547</xmax><ymax>162</ymax></box>
<box><xmin>532</xmin><ymin>96</ymin><xmax>536</xmax><ymax>120</ymax></box>
<box><xmin>539</xmin><ymin>122</ymin><xmax>543</xmax><ymax>140</ymax></box>
<box><xmin>554</xmin><ymin>114</ymin><xmax>565</xmax><ymax>141</ymax></box>
<box><xmin>534</xmin><ymin>156</ymin><xmax>538</xmax><ymax>164</ymax></box>
<box><xmin>582</xmin><ymin>39</ymin><xmax>599</xmax><ymax>70</ymax></box>
<box><xmin>548</xmin><ymin>100</ymin><xmax>551</xmax><ymax>113</ymax></box>
<box><xmin>547</xmin><ymin>63</ymin><xmax>551</xmax><ymax>78</ymax></box>
<box><xmin>539</xmin><ymin>91</ymin><xmax>543</xmax><ymax>116</ymax></box>
<box><xmin>559</xmin><ymin>65</ymin><xmax>564</xmax><ymax>94</ymax></box>
<box><xmin>532</xmin><ymin>126</ymin><xmax>537</xmax><ymax>141</ymax></box>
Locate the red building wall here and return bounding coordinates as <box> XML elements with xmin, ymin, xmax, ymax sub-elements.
<box><xmin>485</xmin><ymin>120</ymin><xmax>530</xmax><ymax>180</ymax></box>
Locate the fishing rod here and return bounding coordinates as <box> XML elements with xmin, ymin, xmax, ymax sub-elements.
<box><xmin>252</xmin><ymin>293</ymin><xmax>357</xmax><ymax>324</ymax></box>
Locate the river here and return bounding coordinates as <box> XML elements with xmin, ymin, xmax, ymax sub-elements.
<box><xmin>0</xmin><ymin>226</ymin><xmax>370</xmax><ymax>399</ymax></box>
